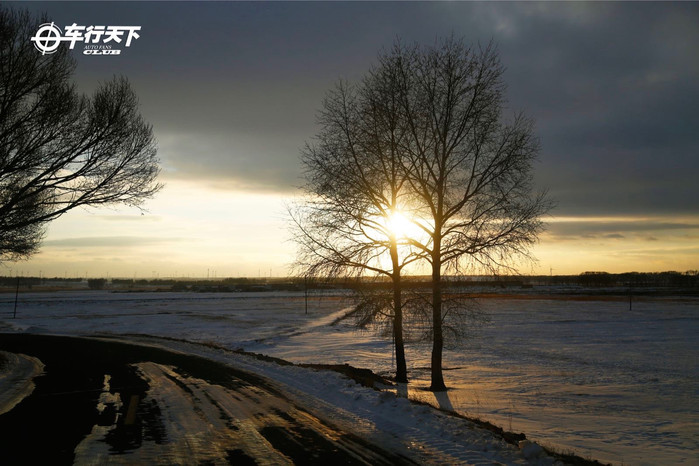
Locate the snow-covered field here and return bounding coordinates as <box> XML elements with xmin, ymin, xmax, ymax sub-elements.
<box><xmin>1</xmin><ymin>290</ymin><xmax>697</xmax><ymax>465</ymax></box>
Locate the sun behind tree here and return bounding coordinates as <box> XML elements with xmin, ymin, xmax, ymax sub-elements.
<box><xmin>386</xmin><ymin>209</ymin><xmax>423</xmax><ymax>241</ymax></box>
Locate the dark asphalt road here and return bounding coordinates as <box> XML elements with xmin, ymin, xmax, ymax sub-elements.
<box><xmin>0</xmin><ymin>334</ymin><xmax>414</xmax><ymax>465</ymax></box>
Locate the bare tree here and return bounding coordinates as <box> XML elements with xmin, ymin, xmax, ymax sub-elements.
<box><xmin>291</xmin><ymin>56</ymin><xmax>421</xmax><ymax>383</ymax></box>
<box><xmin>294</xmin><ymin>37</ymin><xmax>550</xmax><ymax>389</ymax></box>
<box><xmin>0</xmin><ymin>8</ymin><xmax>161</xmax><ymax>261</ymax></box>
<box><xmin>387</xmin><ymin>38</ymin><xmax>552</xmax><ymax>390</ymax></box>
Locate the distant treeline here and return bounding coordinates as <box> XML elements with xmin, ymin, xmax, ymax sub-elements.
<box><xmin>551</xmin><ymin>270</ymin><xmax>699</xmax><ymax>288</ymax></box>
<box><xmin>1</xmin><ymin>270</ymin><xmax>697</xmax><ymax>293</ymax></box>
<box><xmin>108</xmin><ymin>270</ymin><xmax>699</xmax><ymax>293</ymax></box>
<box><xmin>109</xmin><ymin>277</ymin><xmax>302</xmax><ymax>292</ymax></box>
<box><xmin>325</xmin><ymin>271</ymin><xmax>694</xmax><ymax>290</ymax></box>
<box><xmin>0</xmin><ymin>276</ymin><xmax>83</xmax><ymax>286</ymax></box>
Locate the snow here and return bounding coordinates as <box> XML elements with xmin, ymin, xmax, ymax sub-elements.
<box><xmin>1</xmin><ymin>290</ymin><xmax>698</xmax><ymax>465</ymax></box>
<box><xmin>0</xmin><ymin>350</ymin><xmax>43</xmax><ymax>416</ymax></box>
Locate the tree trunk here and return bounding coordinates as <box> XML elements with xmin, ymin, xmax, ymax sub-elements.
<box><xmin>393</xmin><ymin>276</ymin><xmax>408</xmax><ymax>383</ymax></box>
<box><xmin>430</xmin><ymin>244</ymin><xmax>447</xmax><ymax>391</ymax></box>
<box><xmin>390</xmin><ymin>243</ymin><xmax>408</xmax><ymax>383</ymax></box>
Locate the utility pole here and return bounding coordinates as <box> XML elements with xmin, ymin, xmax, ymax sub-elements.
<box><xmin>549</xmin><ymin>266</ymin><xmax>554</xmax><ymax>286</ymax></box>
<box><xmin>13</xmin><ymin>277</ymin><xmax>19</xmax><ymax>319</ymax></box>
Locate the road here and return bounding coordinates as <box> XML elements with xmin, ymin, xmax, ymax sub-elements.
<box><xmin>0</xmin><ymin>334</ymin><xmax>414</xmax><ymax>465</ymax></box>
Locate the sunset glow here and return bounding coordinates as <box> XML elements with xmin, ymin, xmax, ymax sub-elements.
<box><xmin>384</xmin><ymin>209</ymin><xmax>425</xmax><ymax>242</ymax></box>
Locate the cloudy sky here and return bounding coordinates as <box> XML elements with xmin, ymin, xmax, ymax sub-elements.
<box><xmin>9</xmin><ymin>1</ymin><xmax>699</xmax><ymax>278</ymax></box>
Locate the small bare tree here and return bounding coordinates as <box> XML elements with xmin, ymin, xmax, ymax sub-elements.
<box><xmin>0</xmin><ymin>8</ymin><xmax>161</xmax><ymax>261</ymax></box>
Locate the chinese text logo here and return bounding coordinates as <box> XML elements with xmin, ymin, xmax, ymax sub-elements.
<box><xmin>31</xmin><ymin>22</ymin><xmax>141</xmax><ymax>56</ymax></box>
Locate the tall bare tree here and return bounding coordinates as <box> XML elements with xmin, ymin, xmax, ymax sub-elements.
<box><xmin>390</xmin><ymin>38</ymin><xmax>552</xmax><ymax>390</ymax></box>
<box><xmin>0</xmin><ymin>8</ymin><xmax>161</xmax><ymax>261</ymax></box>
<box><xmin>291</xmin><ymin>56</ymin><xmax>421</xmax><ymax>383</ymax></box>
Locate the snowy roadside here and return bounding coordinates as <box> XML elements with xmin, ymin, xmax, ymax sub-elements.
<box><xmin>107</xmin><ymin>334</ymin><xmax>571</xmax><ymax>465</ymax></box>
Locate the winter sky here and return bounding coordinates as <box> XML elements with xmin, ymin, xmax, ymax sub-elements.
<box><xmin>8</xmin><ymin>1</ymin><xmax>699</xmax><ymax>278</ymax></box>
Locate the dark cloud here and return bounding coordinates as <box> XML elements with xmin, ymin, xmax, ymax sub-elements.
<box><xmin>19</xmin><ymin>2</ymin><xmax>699</xmax><ymax>214</ymax></box>
<box><xmin>494</xmin><ymin>2</ymin><xmax>699</xmax><ymax>216</ymax></box>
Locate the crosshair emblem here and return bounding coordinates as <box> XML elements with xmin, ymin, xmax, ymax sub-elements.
<box><xmin>30</xmin><ymin>23</ymin><xmax>64</xmax><ymax>55</ymax></box>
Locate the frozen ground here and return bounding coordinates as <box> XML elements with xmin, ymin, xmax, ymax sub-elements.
<box><xmin>1</xmin><ymin>290</ymin><xmax>697</xmax><ymax>465</ymax></box>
